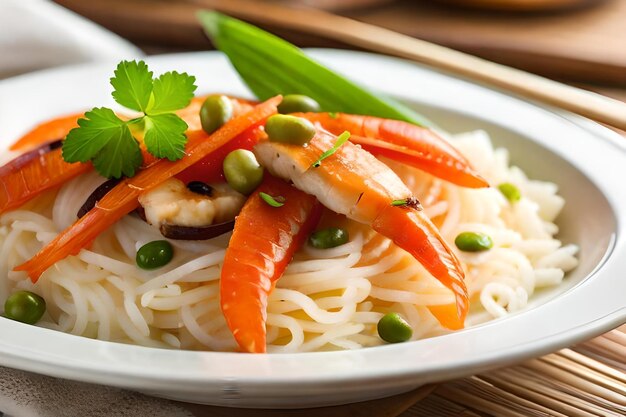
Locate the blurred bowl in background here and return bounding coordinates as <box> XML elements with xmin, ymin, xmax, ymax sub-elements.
<box><xmin>434</xmin><ymin>0</ymin><xmax>604</xmax><ymax>12</ymax></box>
<box><xmin>273</xmin><ymin>0</ymin><xmax>396</xmax><ymax>12</ymax></box>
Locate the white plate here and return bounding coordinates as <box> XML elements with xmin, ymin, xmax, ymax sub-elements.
<box><xmin>0</xmin><ymin>51</ymin><xmax>624</xmax><ymax>408</ymax></box>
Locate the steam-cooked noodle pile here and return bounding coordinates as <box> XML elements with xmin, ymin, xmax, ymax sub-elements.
<box><xmin>0</xmin><ymin>130</ymin><xmax>578</xmax><ymax>352</ymax></box>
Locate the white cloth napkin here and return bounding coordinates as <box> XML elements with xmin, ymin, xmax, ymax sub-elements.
<box><xmin>0</xmin><ymin>366</ymin><xmax>193</xmax><ymax>417</ymax></box>
<box><xmin>0</xmin><ymin>1</ymin><xmax>193</xmax><ymax>415</ymax></box>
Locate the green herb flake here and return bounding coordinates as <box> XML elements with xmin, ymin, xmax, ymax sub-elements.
<box><xmin>390</xmin><ymin>197</ymin><xmax>422</xmax><ymax>210</ymax></box>
<box><xmin>391</xmin><ymin>199</ymin><xmax>408</xmax><ymax>206</ymax></box>
<box><xmin>311</xmin><ymin>131</ymin><xmax>351</xmax><ymax>168</ymax></box>
<box><xmin>260</xmin><ymin>192</ymin><xmax>285</xmax><ymax>207</ymax></box>
<box><xmin>328</xmin><ymin>112</ymin><xmax>338</xmax><ymax>119</ymax></box>
<box><xmin>62</xmin><ymin>60</ymin><xmax>197</xmax><ymax>178</ymax></box>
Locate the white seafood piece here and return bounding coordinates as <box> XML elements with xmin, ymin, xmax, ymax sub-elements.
<box><xmin>139</xmin><ymin>178</ymin><xmax>245</xmax><ymax>228</ymax></box>
<box><xmin>254</xmin><ymin>132</ymin><xmax>412</xmax><ymax>224</ymax></box>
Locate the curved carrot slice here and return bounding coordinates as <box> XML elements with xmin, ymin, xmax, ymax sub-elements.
<box><xmin>8</xmin><ymin>95</ymin><xmax>254</xmax><ymax>152</ymax></box>
<box><xmin>221</xmin><ymin>175</ymin><xmax>322</xmax><ymax>353</ymax></box>
<box><xmin>297</xmin><ymin>112</ymin><xmax>488</xmax><ymax>188</ymax></box>
<box><xmin>372</xmin><ymin>205</ymin><xmax>468</xmax><ymax>326</ymax></box>
<box><xmin>10</xmin><ymin>113</ymin><xmax>82</xmax><ymax>152</ymax></box>
<box><xmin>15</xmin><ymin>96</ymin><xmax>281</xmax><ymax>282</ymax></box>
<box><xmin>0</xmin><ymin>145</ymin><xmax>91</xmax><ymax>215</ymax></box>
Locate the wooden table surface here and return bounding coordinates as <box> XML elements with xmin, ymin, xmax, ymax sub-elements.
<box><xmin>52</xmin><ymin>1</ymin><xmax>626</xmax><ymax>414</ymax></box>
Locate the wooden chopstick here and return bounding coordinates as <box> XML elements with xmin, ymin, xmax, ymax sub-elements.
<box><xmin>190</xmin><ymin>0</ymin><xmax>626</xmax><ymax>131</ymax></box>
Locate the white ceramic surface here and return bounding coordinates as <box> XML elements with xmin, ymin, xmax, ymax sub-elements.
<box><xmin>0</xmin><ymin>51</ymin><xmax>624</xmax><ymax>408</ymax></box>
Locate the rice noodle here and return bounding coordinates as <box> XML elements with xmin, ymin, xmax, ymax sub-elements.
<box><xmin>0</xmin><ymin>130</ymin><xmax>579</xmax><ymax>351</ymax></box>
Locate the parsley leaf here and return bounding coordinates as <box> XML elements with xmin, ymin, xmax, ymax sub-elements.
<box><xmin>63</xmin><ymin>60</ymin><xmax>198</xmax><ymax>178</ymax></box>
<box><xmin>63</xmin><ymin>108</ymin><xmax>142</xmax><ymax>178</ymax></box>
<box><xmin>110</xmin><ymin>61</ymin><xmax>153</xmax><ymax>112</ymax></box>
<box><xmin>149</xmin><ymin>71</ymin><xmax>197</xmax><ymax>114</ymax></box>
<box><xmin>144</xmin><ymin>113</ymin><xmax>188</xmax><ymax>160</ymax></box>
<box><xmin>91</xmin><ymin>124</ymin><xmax>143</xmax><ymax>179</ymax></box>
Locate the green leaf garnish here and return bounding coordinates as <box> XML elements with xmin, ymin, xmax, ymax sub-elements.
<box><xmin>198</xmin><ymin>11</ymin><xmax>431</xmax><ymax>126</ymax></box>
<box><xmin>259</xmin><ymin>192</ymin><xmax>285</xmax><ymax>207</ymax></box>
<box><xmin>110</xmin><ymin>60</ymin><xmax>153</xmax><ymax>112</ymax></box>
<box><xmin>312</xmin><ymin>131</ymin><xmax>351</xmax><ymax>168</ymax></box>
<box><xmin>149</xmin><ymin>71</ymin><xmax>198</xmax><ymax>114</ymax></box>
<box><xmin>63</xmin><ymin>60</ymin><xmax>197</xmax><ymax>178</ymax></box>
<box><xmin>63</xmin><ymin>108</ymin><xmax>143</xmax><ymax>178</ymax></box>
<box><xmin>143</xmin><ymin>113</ymin><xmax>189</xmax><ymax>160</ymax></box>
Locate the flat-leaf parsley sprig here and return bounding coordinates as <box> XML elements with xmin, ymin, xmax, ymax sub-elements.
<box><xmin>62</xmin><ymin>60</ymin><xmax>197</xmax><ymax>179</ymax></box>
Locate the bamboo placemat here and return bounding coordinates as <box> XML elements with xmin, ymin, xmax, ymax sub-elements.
<box><xmin>408</xmin><ymin>324</ymin><xmax>626</xmax><ymax>416</ymax></box>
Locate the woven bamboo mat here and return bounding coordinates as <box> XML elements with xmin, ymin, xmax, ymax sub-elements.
<box><xmin>402</xmin><ymin>324</ymin><xmax>626</xmax><ymax>417</ymax></box>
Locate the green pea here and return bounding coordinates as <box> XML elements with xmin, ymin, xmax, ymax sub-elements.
<box><xmin>277</xmin><ymin>94</ymin><xmax>321</xmax><ymax>114</ymax></box>
<box><xmin>308</xmin><ymin>228</ymin><xmax>349</xmax><ymax>249</ymax></box>
<box><xmin>265</xmin><ymin>115</ymin><xmax>316</xmax><ymax>145</ymax></box>
<box><xmin>4</xmin><ymin>291</ymin><xmax>46</xmax><ymax>325</ymax></box>
<box><xmin>223</xmin><ymin>149</ymin><xmax>264</xmax><ymax>195</ymax></box>
<box><xmin>454</xmin><ymin>231</ymin><xmax>493</xmax><ymax>252</ymax></box>
<box><xmin>498</xmin><ymin>182</ymin><xmax>521</xmax><ymax>203</ymax></box>
<box><xmin>200</xmin><ymin>95</ymin><xmax>233</xmax><ymax>134</ymax></box>
<box><xmin>136</xmin><ymin>240</ymin><xmax>174</xmax><ymax>270</ymax></box>
<box><xmin>377</xmin><ymin>313</ymin><xmax>413</xmax><ymax>343</ymax></box>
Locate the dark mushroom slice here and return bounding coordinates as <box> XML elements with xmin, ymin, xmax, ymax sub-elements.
<box><xmin>159</xmin><ymin>220</ymin><xmax>236</xmax><ymax>241</ymax></box>
<box><xmin>77</xmin><ymin>178</ymin><xmax>121</xmax><ymax>218</ymax></box>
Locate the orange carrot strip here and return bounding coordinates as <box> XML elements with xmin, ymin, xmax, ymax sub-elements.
<box><xmin>0</xmin><ymin>146</ymin><xmax>91</xmax><ymax>215</ymax></box>
<box><xmin>15</xmin><ymin>96</ymin><xmax>281</xmax><ymax>282</ymax></box>
<box><xmin>10</xmin><ymin>113</ymin><xmax>82</xmax><ymax>152</ymax></box>
<box><xmin>221</xmin><ymin>175</ymin><xmax>322</xmax><ymax>353</ymax></box>
<box><xmin>8</xmin><ymin>95</ymin><xmax>252</xmax><ymax>152</ymax></box>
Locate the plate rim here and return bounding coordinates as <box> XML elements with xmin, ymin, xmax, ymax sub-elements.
<box><xmin>0</xmin><ymin>49</ymin><xmax>624</xmax><ymax>406</ymax></box>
